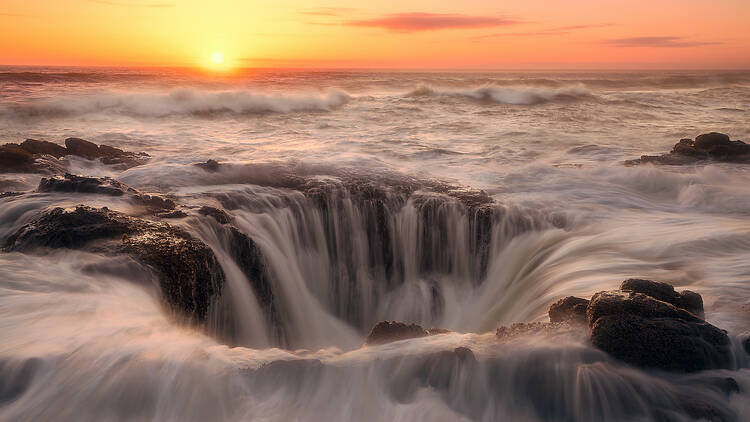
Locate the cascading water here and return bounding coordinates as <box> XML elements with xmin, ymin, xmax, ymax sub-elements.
<box><xmin>2</xmin><ymin>68</ymin><xmax>750</xmax><ymax>422</ymax></box>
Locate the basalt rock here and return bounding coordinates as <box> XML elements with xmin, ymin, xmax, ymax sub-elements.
<box><xmin>548</xmin><ymin>296</ymin><xmax>589</xmax><ymax>324</ymax></box>
<box><xmin>1</xmin><ymin>138</ymin><xmax>150</xmax><ymax>174</ymax></box>
<box><xmin>19</xmin><ymin>139</ymin><xmax>67</xmax><ymax>158</ymax></box>
<box><xmin>584</xmin><ymin>281</ymin><xmax>732</xmax><ymax>372</ymax></box>
<box><xmin>3</xmin><ymin>206</ymin><xmax>224</xmax><ymax>323</ymax></box>
<box><xmin>620</xmin><ymin>278</ymin><xmax>704</xmax><ymax>318</ymax></box>
<box><xmin>198</xmin><ymin>206</ymin><xmax>231</xmax><ymax>224</ymax></box>
<box><xmin>37</xmin><ymin>174</ymin><xmax>175</xmax><ymax>211</ymax></box>
<box><xmin>626</xmin><ymin>132</ymin><xmax>750</xmax><ymax>165</ymax></box>
<box><xmin>365</xmin><ymin>321</ymin><xmax>429</xmax><ymax>345</ymax></box>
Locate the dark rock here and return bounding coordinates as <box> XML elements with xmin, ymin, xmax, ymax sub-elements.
<box><xmin>0</xmin><ymin>192</ymin><xmax>23</xmax><ymax>199</ymax></box>
<box><xmin>586</xmin><ymin>290</ymin><xmax>702</xmax><ymax>327</ymax></box>
<box><xmin>620</xmin><ymin>278</ymin><xmax>704</xmax><ymax>318</ymax></box>
<box><xmin>626</xmin><ymin>133</ymin><xmax>750</xmax><ymax>165</ymax></box>
<box><xmin>743</xmin><ymin>336</ymin><xmax>750</xmax><ymax>355</ymax></box>
<box><xmin>694</xmin><ymin>132</ymin><xmax>731</xmax><ymax>151</ymax></box>
<box><xmin>548</xmin><ymin>296</ymin><xmax>589</xmax><ymax>323</ymax></box>
<box><xmin>586</xmin><ymin>285</ymin><xmax>732</xmax><ymax>372</ymax></box>
<box><xmin>365</xmin><ymin>321</ymin><xmax>429</xmax><ymax>345</ymax></box>
<box><xmin>64</xmin><ymin>138</ymin><xmax>100</xmax><ymax>159</ymax></box>
<box><xmin>3</xmin><ymin>206</ymin><xmax>224</xmax><ymax>323</ymax></box>
<box><xmin>194</xmin><ymin>159</ymin><xmax>220</xmax><ymax>172</ymax></box>
<box><xmin>38</xmin><ymin>173</ymin><xmax>133</xmax><ymax>196</ymax></box>
<box><xmin>37</xmin><ymin>174</ymin><xmax>174</xmax><ymax>211</ymax></box>
<box><xmin>198</xmin><ymin>206</ymin><xmax>231</xmax><ymax>224</ymax></box>
<box><xmin>0</xmin><ymin>144</ymin><xmax>34</xmax><ymax>171</ymax></box>
<box><xmin>19</xmin><ymin>139</ymin><xmax>67</xmax><ymax>158</ymax></box>
<box><xmin>590</xmin><ymin>314</ymin><xmax>732</xmax><ymax>372</ymax></box>
<box><xmin>157</xmin><ymin>210</ymin><xmax>188</xmax><ymax>219</ymax></box>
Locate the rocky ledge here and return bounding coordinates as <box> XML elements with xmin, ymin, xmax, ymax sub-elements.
<box><xmin>1</xmin><ymin>203</ymin><xmax>273</xmax><ymax>332</ymax></box>
<box><xmin>0</xmin><ymin>137</ymin><xmax>149</xmax><ymax>174</ymax></box>
<box><xmin>364</xmin><ymin>321</ymin><xmax>451</xmax><ymax>345</ymax></box>
<box><xmin>626</xmin><ymin>132</ymin><xmax>750</xmax><ymax>165</ymax></box>
<box><xmin>526</xmin><ymin>278</ymin><xmax>734</xmax><ymax>373</ymax></box>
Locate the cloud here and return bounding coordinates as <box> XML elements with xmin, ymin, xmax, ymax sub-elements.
<box><xmin>604</xmin><ymin>36</ymin><xmax>723</xmax><ymax>48</ymax></box>
<box><xmin>473</xmin><ymin>23</ymin><xmax>613</xmax><ymax>40</ymax></box>
<box><xmin>89</xmin><ymin>0</ymin><xmax>174</xmax><ymax>7</ymax></box>
<box><xmin>299</xmin><ymin>7</ymin><xmax>357</xmax><ymax>17</ymax></box>
<box><xmin>345</xmin><ymin>12</ymin><xmax>519</xmax><ymax>32</ymax></box>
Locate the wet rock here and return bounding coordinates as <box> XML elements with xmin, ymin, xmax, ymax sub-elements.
<box><xmin>548</xmin><ymin>296</ymin><xmax>589</xmax><ymax>324</ymax></box>
<box><xmin>19</xmin><ymin>139</ymin><xmax>67</xmax><ymax>158</ymax></box>
<box><xmin>38</xmin><ymin>173</ymin><xmax>134</xmax><ymax>196</ymax></box>
<box><xmin>37</xmin><ymin>174</ymin><xmax>174</xmax><ymax>211</ymax></box>
<box><xmin>365</xmin><ymin>321</ymin><xmax>429</xmax><ymax>345</ymax></box>
<box><xmin>64</xmin><ymin>137</ymin><xmax>100</xmax><ymax>159</ymax></box>
<box><xmin>194</xmin><ymin>159</ymin><xmax>220</xmax><ymax>172</ymax></box>
<box><xmin>626</xmin><ymin>132</ymin><xmax>750</xmax><ymax>165</ymax></box>
<box><xmin>586</xmin><ymin>283</ymin><xmax>732</xmax><ymax>372</ymax></box>
<box><xmin>0</xmin><ymin>192</ymin><xmax>23</xmax><ymax>199</ymax></box>
<box><xmin>0</xmin><ymin>144</ymin><xmax>34</xmax><ymax>172</ymax></box>
<box><xmin>198</xmin><ymin>206</ymin><xmax>231</xmax><ymax>224</ymax></box>
<box><xmin>743</xmin><ymin>336</ymin><xmax>750</xmax><ymax>355</ymax></box>
<box><xmin>620</xmin><ymin>278</ymin><xmax>704</xmax><ymax>318</ymax></box>
<box><xmin>3</xmin><ymin>206</ymin><xmax>224</xmax><ymax>322</ymax></box>
<box><xmin>590</xmin><ymin>313</ymin><xmax>732</xmax><ymax>372</ymax></box>
<box><xmin>157</xmin><ymin>210</ymin><xmax>188</xmax><ymax>219</ymax></box>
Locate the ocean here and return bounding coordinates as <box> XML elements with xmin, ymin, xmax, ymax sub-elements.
<box><xmin>1</xmin><ymin>67</ymin><xmax>750</xmax><ymax>421</ymax></box>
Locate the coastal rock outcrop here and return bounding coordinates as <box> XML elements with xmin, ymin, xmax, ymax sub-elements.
<box><xmin>365</xmin><ymin>321</ymin><xmax>429</xmax><ymax>345</ymax></box>
<box><xmin>538</xmin><ymin>278</ymin><xmax>733</xmax><ymax>372</ymax></box>
<box><xmin>0</xmin><ymin>137</ymin><xmax>150</xmax><ymax>174</ymax></box>
<box><xmin>37</xmin><ymin>173</ymin><xmax>175</xmax><ymax>211</ymax></box>
<box><xmin>626</xmin><ymin>132</ymin><xmax>750</xmax><ymax>165</ymax></box>
<box><xmin>3</xmin><ymin>205</ymin><xmax>223</xmax><ymax>322</ymax></box>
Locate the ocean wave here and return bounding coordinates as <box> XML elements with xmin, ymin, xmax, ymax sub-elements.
<box><xmin>0</xmin><ymin>88</ymin><xmax>352</xmax><ymax>118</ymax></box>
<box><xmin>406</xmin><ymin>84</ymin><xmax>593</xmax><ymax>105</ymax></box>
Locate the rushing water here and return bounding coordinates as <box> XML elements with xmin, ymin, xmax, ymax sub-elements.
<box><xmin>1</xmin><ymin>67</ymin><xmax>750</xmax><ymax>421</ymax></box>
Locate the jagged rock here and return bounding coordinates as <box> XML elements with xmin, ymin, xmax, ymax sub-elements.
<box><xmin>365</xmin><ymin>321</ymin><xmax>429</xmax><ymax>345</ymax></box>
<box><xmin>157</xmin><ymin>210</ymin><xmax>188</xmax><ymax>219</ymax></box>
<box><xmin>19</xmin><ymin>139</ymin><xmax>67</xmax><ymax>158</ymax></box>
<box><xmin>64</xmin><ymin>138</ymin><xmax>100</xmax><ymax>159</ymax></box>
<box><xmin>620</xmin><ymin>278</ymin><xmax>704</xmax><ymax>318</ymax></box>
<box><xmin>38</xmin><ymin>173</ymin><xmax>134</xmax><ymax>196</ymax></box>
<box><xmin>626</xmin><ymin>132</ymin><xmax>750</xmax><ymax>165</ymax></box>
<box><xmin>586</xmin><ymin>283</ymin><xmax>732</xmax><ymax>372</ymax></box>
<box><xmin>198</xmin><ymin>206</ymin><xmax>231</xmax><ymax>224</ymax></box>
<box><xmin>3</xmin><ymin>206</ymin><xmax>224</xmax><ymax>322</ymax></box>
<box><xmin>37</xmin><ymin>174</ymin><xmax>174</xmax><ymax>211</ymax></box>
<box><xmin>194</xmin><ymin>159</ymin><xmax>220</xmax><ymax>172</ymax></box>
<box><xmin>548</xmin><ymin>296</ymin><xmax>589</xmax><ymax>323</ymax></box>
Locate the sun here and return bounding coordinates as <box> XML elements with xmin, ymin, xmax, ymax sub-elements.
<box><xmin>210</xmin><ymin>51</ymin><xmax>224</xmax><ymax>65</ymax></box>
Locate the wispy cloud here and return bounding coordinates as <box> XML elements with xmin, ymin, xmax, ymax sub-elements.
<box><xmin>604</xmin><ymin>36</ymin><xmax>723</xmax><ymax>48</ymax></box>
<box><xmin>473</xmin><ymin>23</ymin><xmax>613</xmax><ymax>40</ymax></box>
<box><xmin>299</xmin><ymin>7</ymin><xmax>357</xmax><ymax>17</ymax></box>
<box><xmin>344</xmin><ymin>12</ymin><xmax>519</xmax><ymax>32</ymax></box>
<box><xmin>89</xmin><ymin>0</ymin><xmax>174</xmax><ymax>7</ymax></box>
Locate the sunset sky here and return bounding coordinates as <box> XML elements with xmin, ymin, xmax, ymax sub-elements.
<box><xmin>1</xmin><ymin>0</ymin><xmax>748</xmax><ymax>69</ymax></box>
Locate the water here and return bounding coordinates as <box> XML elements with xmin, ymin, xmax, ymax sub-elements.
<box><xmin>1</xmin><ymin>67</ymin><xmax>750</xmax><ymax>421</ymax></box>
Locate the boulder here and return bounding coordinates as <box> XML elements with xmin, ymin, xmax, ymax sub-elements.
<box><xmin>19</xmin><ymin>139</ymin><xmax>67</xmax><ymax>158</ymax></box>
<box><xmin>365</xmin><ymin>321</ymin><xmax>429</xmax><ymax>345</ymax></box>
<box><xmin>0</xmin><ymin>144</ymin><xmax>34</xmax><ymax>171</ymax></box>
<box><xmin>548</xmin><ymin>296</ymin><xmax>589</xmax><ymax>323</ymax></box>
<box><xmin>3</xmin><ymin>206</ymin><xmax>224</xmax><ymax>322</ymax></box>
<box><xmin>64</xmin><ymin>137</ymin><xmax>100</xmax><ymax>159</ymax></box>
<box><xmin>590</xmin><ymin>314</ymin><xmax>732</xmax><ymax>373</ymax></box>
<box><xmin>586</xmin><ymin>283</ymin><xmax>732</xmax><ymax>372</ymax></box>
<box><xmin>694</xmin><ymin>132</ymin><xmax>731</xmax><ymax>151</ymax></box>
<box><xmin>620</xmin><ymin>278</ymin><xmax>703</xmax><ymax>318</ymax></box>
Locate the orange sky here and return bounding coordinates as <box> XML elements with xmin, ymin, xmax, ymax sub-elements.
<box><xmin>1</xmin><ymin>0</ymin><xmax>748</xmax><ymax>69</ymax></box>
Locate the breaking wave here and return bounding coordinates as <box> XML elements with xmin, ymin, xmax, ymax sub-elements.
<box><xmin>0</xmin><ymin>88</ymin><xmax>352</xmax><ymax>118</ymax></box>
<box><xmin>406</xmin><ymin>84</ymin><xmax>593</xmax><ymax>105</ymax></box>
